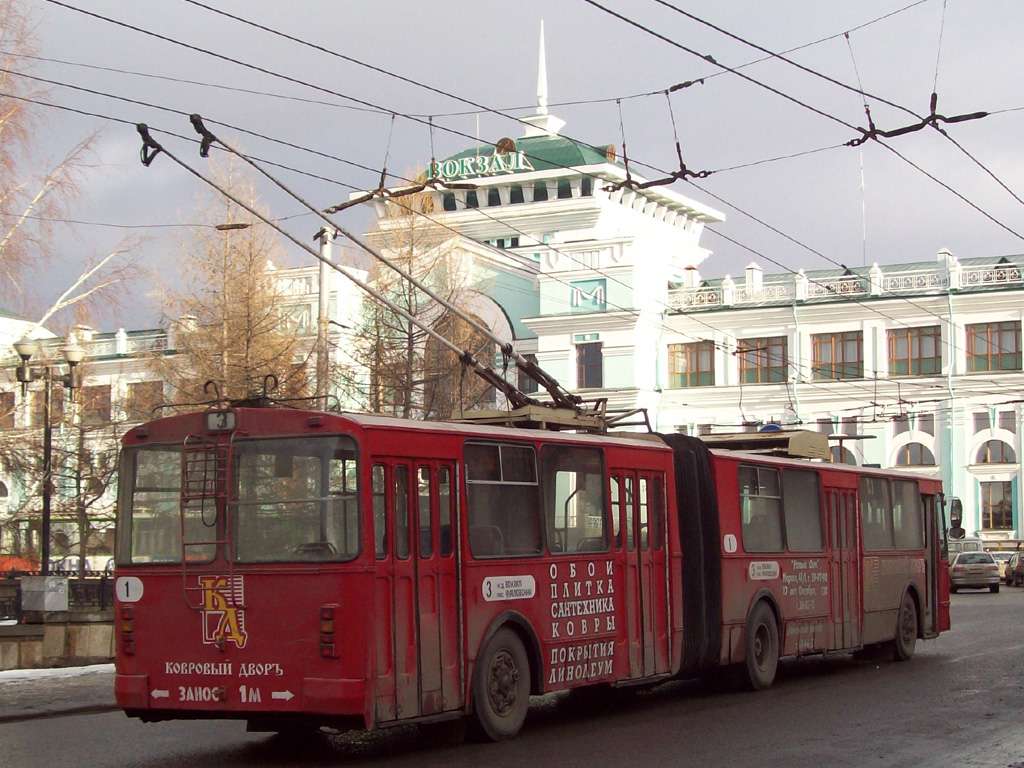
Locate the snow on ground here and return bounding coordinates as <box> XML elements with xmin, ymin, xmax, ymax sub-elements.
<box><xmin>0</xmin><ymin>663</ymin><xmax>113</xmax><ymax>682</ymax></box>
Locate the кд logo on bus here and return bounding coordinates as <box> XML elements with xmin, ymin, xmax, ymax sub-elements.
<box><xmin>200</xmin><ymin>576</ymin><xmax>248</xmax><ymax>649</ymax></box>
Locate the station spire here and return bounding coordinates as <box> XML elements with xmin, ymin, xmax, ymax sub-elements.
<box><xmin>522</xmin><ymin>20</ymin><xmax>566</xmax><ymax>138</ymax></box>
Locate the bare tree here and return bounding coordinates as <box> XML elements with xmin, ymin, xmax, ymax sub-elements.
<box><xmin>354</xmin><ymin>191</ymin><xmax>495</xmax><ymax>421</ymax></box>
<box><xmin>150</xmin><ymin>159</ymin><xmax>314</xmax><ymax>404</ymax></box>
<box><xmin>0</xmin><ymin>0</ymin><xmax>139</xmax><ymax>329</ymax></box>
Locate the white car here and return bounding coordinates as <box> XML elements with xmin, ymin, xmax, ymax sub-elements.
<box><xmin>949</xmin><ymin>551</ymin><xmax>1000</xmax><ymax>593</ymax></box>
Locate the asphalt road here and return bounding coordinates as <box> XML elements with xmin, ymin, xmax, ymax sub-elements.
<box><xmin>1</xmin><ymin>589</ymin><xmax>1022</xmax><ymax>768</ymax></box>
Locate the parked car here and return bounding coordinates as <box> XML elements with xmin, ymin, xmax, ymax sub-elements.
<box><xmin>992</xmin><ymin>551</ymin><xmax>1014</xmax><ymax>582</ymax></box>
<box><xmin>949</xmin><ymin>551</ymin><xmax>1000</xmax><ymax>593</ymax></box>
<box><xmin>1002</xmin><ymin>552</ymin><xmax>1021</xmax><ymax>584</ymax></box>
<box><xmin>1011</xmin><ymin>552</ymin><xmax>1024</xmax><ymax>587</ymax></box>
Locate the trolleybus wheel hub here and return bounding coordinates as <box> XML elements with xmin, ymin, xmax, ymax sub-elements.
<box><xmin>487</xmin><ymin>649</ymin><xmax>519</xmax><ymax>715</ymax></box>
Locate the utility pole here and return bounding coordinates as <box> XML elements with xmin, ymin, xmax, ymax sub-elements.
<box><xmin>315</xmin><ymin>228</ymin><xmax>335</xmax><ymax>405</ymax></box>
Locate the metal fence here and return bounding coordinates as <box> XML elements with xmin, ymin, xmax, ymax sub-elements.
<box><xmin>0</xmin><ymin>576</ymin><xmax>115</xmax><ymax>622</ymax></box>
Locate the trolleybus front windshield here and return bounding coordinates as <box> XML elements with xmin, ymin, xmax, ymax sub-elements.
<box><xmin>119</xmin><ymin>436</ymin><xmax>360</xmax><ymax>565</ymax></box>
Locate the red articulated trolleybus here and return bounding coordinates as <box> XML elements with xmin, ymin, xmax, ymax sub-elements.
<box><xmin>112</xmin><ymin>402</ymin><xmax>951</xmax><ymax>741</ymax></box>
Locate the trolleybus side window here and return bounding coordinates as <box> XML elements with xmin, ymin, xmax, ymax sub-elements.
<box><xmin>860</xmin><ymin>475</ymin><xmax>895</xmax><ymax>551</ymax></box>
<box><xmin>373</xmin><ymin>464</ymin><xmax>387</xmax><ymax>559</ymax></box>
<box><xmin>740</xmin><ymin>465</ymin><xmax>784</xmax><ymax>553</ymax></box>
<box><xmin>782</xmin><ymin>469</ymin><xmax>824</xmax><ymax>552</ymax></box>
<box><xmin>231</xmin><ymin>436</ymin><xmax>360</xmax><ymax>563</ymax></box>
<box><xmin>892</xmin><ymin>479</ymin><xmax>924</xmax><ymax>550</ymax></box>
<box><xmin>540</xmin><ymin>445</ymin><xmax>607</xmax><ymax>554</ymax></box>
<box><xmin>395</xmin><ymin>465</ymin><xmax>410</xmax><ymax>559</ymax></box>
<box><xmin>464</xmin><ymin>442</ymin><xmax>541</xmax><ymax>558</ymax></box>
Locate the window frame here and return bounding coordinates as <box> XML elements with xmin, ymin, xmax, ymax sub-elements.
<box><xmin>576</xmin><ymin>342</ymin><xmax>603</xmax><ymax>389</ymax></box>
<box><xmin>966</xmin><ymin>321</ymin><xmax>1022</xmax><ymax>372</ymax></box>
<box><xmin>812</xmin><ymin>330</ymin><xmax>864</xmax><ymax>380</ymax></box>
<box><xmin>737</xmin><ymin>336</ymin><xmax>788</xmax><ymax>384</ymax></box>
<box><xmin>887</xmin><ymin>325</ymin><xmax>941</xmax><ymax>376</ymax></box>
<box><xmin>668</xmin><ymin>341</ymin><xmax>715</xmax><ymax>388</ymax></box>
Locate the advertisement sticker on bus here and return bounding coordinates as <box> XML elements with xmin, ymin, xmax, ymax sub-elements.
<box><xmin>200</xmin><ymin>575</ymin><xmax>247</xmax><ymax>649</ymax></box>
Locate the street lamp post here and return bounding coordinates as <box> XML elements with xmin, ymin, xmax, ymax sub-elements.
<box><xmin>13</xmin><ymin>336</ymin><xmax>85</xmax><ymax>576</ymax></box>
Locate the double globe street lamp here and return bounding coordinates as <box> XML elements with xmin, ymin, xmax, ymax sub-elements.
<box><xmin>13</xmin><ymin>336</ymin><xmax>85</xmax><ymax>576</ymax></box>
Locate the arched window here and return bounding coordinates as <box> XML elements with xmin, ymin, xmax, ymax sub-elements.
<box><xmin>895</xmin><ymin>443</ymin><xmax>935</xmax><ymax>466</ymax></box>
<box><xmin>831</xmin><ymin>446</ymin><xmax>857</xmax><ymax>465</ymax></box>
<box><xmin>0</xmin><ymin>481</ymin><xmax>7</xmax><ymax>504</ymax></box>
<box><xmin>977</xmin><ymin>439</ymin><xmax>1016</xmax><ymax>464</ymax></box>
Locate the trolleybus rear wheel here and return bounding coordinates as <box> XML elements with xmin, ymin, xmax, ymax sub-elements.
<box><xmin>892</xmin><ymin>591</ymin><xmax>917</xmax><ymax>661</ymax></box>
<box><xmin>744</xmin><ymin>602</ymin><xmax>779</xmax><ymax>691</ymax></box>
<box><xmin>473</xmin><ymin>627</ymin><xmax>530</xmax><ymax>741</ymax></box>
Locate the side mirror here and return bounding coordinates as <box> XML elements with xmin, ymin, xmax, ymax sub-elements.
<box><xmin>948</xmin><ymin>497</ymin><xmax>963</xmax><ymax>528</ymax></box>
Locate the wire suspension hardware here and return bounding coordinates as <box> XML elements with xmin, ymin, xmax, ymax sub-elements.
<box><xmin>847</xmin><ymin>92</ymin><xmax>987</xmax><ymax>147</ymax></box>
<box><xmin>603</xmin><ymin>96</ymin><xmax>711</xmax><ymax>193</ymax></box>
<box><xmin>136</xmin><ymin>123</ymin><xmax>162</xmax><ymax>166</ymax></box>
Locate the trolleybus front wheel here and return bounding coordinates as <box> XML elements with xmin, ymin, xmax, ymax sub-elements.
<box><xmin>472</xmin><ymin>627</ymin><xmax>530</xmax><ymax>741</ymax></box>
<box><xmin>744</xmin><ymin>602</ymin><xmax>779</xmax><ymax>691</ymax></box>
<box><xmin>892</xmin><ymin>591</ymin><xmax>918</xmax><ymax>661</ymax></box>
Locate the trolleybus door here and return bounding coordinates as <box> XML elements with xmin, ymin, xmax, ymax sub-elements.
<box><xmin>372</xmin><ymin>460</ymin><xmax>460</xmax><ymax>724</ymax></box>
<box><xmin>614</xmin><ymin>472</ymin><xmax>668</xmax><ymax>678</ymax></box>
<box><xmin>921</xmin><ymin>494</ymin><xmax>940</xmax><ymax>636</ymax></box>
<box><xmin>826</xmin><ymin>488</ymin><xmax>861</xmax><ymax>649</ymax></box>
<box><xmin>412</xmin><ymin>462</ymin><xmax>460</xmax><ymax>715</ymax></box>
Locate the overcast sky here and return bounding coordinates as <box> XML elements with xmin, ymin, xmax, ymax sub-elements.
<box><xmin>18</xmin><ymin>0</ymin><xmax>1024</xmax><ymax>331</ymax></box>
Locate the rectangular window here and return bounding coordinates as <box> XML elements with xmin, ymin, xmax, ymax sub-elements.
<box><xmin>439</xmin><ymin>467</ymin><xmax>453</xmax><ymax>557</ymax></box>
<box><xmin>738</xmin><ymin>336</ymin><xmax>787</xmax><ymax>384</ymax></box>
<box><xmin>641</xmin><ymin>475</ymin><xmax>663</xmax><ymax>550</ymax></box>
<box><xmin>576</xmin><ymin>342</ymin><xmax>603</xmax><ymax>389</ymax></box>
<box><xmin>126</xmin><ymin>380</ymin><xmax>164</xmax><ymax>422</ymax></box>
<box><xmin>782</xmin><ymin>470</ymin><xmax>823</xmax><ymax>551</ymax></box>
<box><xmin>974</xmin><ymin>412</ymin><xmax>991</xmax><ymax>434</ymax></box>
<box><xmin>812</xmin><ymin>331</ymin><xmax>863</xmax><ymax>380</ymax></box>
<box><xmin>417</xmin><ymin>466</ymin><xmax>432</xmax><ymax>558</ymax></box>
<box><xmin>668</xmin><ymin>341</ymin><xmax>715</xmax><ymax>388</ymax></box>
<box><xmin>231</xmin><ymin>436</ymin><xmax>361</xmax><ymax>563</ymax></box>
<box><xmin>966</xmin><ymin>321</ymin><xmax>1021</xmax><ymax>372</ymax></box>
<box><xmin>892</xmin><ymin>479</ymin><xmax>924</xmax><ymax>549</ymax></box>
<box><xmin>29</xmin><ymin>387</ymin><xmax>65</xmax><ymax>428</ymax></box>
<box><xmin>860</xmin><ymin>476</ymin><xmax>894</xmax><ymax>551</ymax></box>
<box><xmin>981</xmin><ymin>481</ymin><xmax>1014</xmax><ymax>530</ymax></box>
<box><xmin>395</xmin><ymin>465</ymin><xmax>410</xmax><ymax>559</ymax></box>
<box><xmin>739</xmin><ymin>465</ymin><xmax>783</xmax><ymax>552</ymax></box>
<box><xmin>999</xmin><ymin>411</ymin><xmax>1016</xmax><ymax>434</ymax></box>
<box><xmin>372</xmin><ymin>464</ymin><xmax>386</xmax><ymax>559</ymax></box>
<box><xmin>518</xmin><ymin>353</ymin><xmax>539</xmax><ymax>395</ymax></box>
<box><xmin>81</xmin><ymin>385</ymin><xmax>112</xmax><ymax>426</ymax></box>
<box><xmin>540</xmin><ymin>445</ymin><xmax>606</xmax><ymax>554</ymax></box>
<box><xmin>0</xmin><ymin>391</ymin><xmax>13</xmax><ymax>429</ymax></box>
<box><xmin>119</xmin><ymin>445</ymin><xmax>190</xmax><ymax>564</ymax></box>
<box><xmin>465</xmin><ymin>442</ymin><xmax>541</xmax><ymax>557</ymax></box>
<box><xmin>887</xmin><ymin>326</ymin><xmax>941</xmax><ymax>376</ymax></box>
